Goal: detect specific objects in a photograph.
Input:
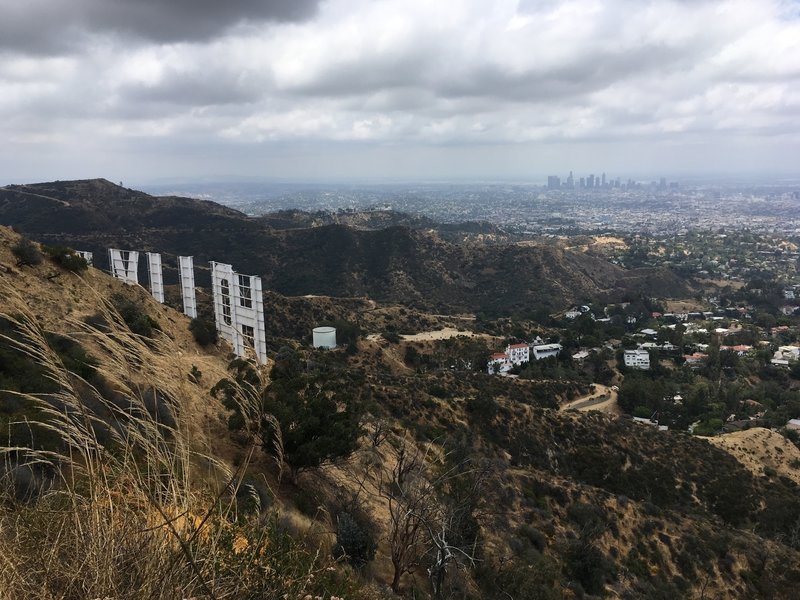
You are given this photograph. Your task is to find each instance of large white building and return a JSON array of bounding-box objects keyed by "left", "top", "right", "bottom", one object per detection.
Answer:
[
  {"left": 624, "top": 349, "right": 650, "bottom": 370},
  {"left": 506, "top": 343, "right": 530, "bottom": 365}
]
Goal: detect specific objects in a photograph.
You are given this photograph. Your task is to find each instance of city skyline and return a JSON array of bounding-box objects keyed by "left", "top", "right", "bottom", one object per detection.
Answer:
[{"left": 1, "top": 0, "right": 798, "bottom": 183}]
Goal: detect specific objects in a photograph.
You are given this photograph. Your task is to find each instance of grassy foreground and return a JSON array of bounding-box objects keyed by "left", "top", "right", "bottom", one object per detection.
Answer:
[{"left": 0, "top": 295, "right": 376, "bottom": 600}]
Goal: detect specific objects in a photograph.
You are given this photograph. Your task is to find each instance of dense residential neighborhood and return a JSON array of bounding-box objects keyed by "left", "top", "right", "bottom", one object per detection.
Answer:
[{"left": 479, "top": 271, "right": 800, "bottom": 440}]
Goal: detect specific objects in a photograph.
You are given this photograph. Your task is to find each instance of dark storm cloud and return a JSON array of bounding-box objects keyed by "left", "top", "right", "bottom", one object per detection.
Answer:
[
  {"left": 87, "top": 0, "right": 322, "bottom": 42},
  {"left": 0, "top": 0, "right": 321, "bottom": 54}
]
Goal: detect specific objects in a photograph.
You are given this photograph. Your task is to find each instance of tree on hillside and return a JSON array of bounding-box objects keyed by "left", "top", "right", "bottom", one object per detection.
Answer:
[
  {"left": 11, "top": 238, "right": 42, "bottom": 267},
  {"left": 219, "top": 349, "right": 365, "bottom": 483}
]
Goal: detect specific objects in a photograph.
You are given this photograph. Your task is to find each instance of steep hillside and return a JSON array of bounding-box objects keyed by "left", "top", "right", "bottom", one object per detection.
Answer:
[
  {"left": 0, "top": 225, "right": 235, "bottom": 461},
  {"left": 0, "top": 179, "right": 692, "bottom": 316}
]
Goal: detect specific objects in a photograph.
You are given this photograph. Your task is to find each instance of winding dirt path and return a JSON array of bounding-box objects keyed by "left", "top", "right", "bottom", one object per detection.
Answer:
[{"left": 560, "top": 383, "right": 621, "bottom": 415}]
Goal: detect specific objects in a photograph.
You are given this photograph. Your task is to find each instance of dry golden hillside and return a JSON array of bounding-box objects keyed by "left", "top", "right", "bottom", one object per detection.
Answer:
[
  {"left": 708, "top": 427, "right": 800, "bottom": 485},
  {"left": 0, "top": 225, "right": 239, "bottom": 475}
]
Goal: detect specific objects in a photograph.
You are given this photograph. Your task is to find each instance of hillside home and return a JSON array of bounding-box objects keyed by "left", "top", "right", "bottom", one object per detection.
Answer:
[
  {"left": 572, "top": 350, "right": 590, "bottom": 362},
  {"left": 775, "top": 345, "right": 800, "bottom": 362},
  {"left": 487, "top": 353, "right": 512, "bottom": 374},
  {"left": 721, "top": 344, "right": 753, "bottom": 356},
  {"left": 632, "top": 416, "right": 669, "bottom": 431},
  {"left": 684, "top": 352, "right": 708, "bottom": 366},
  {"left": 624, "top": 349, "right": 650, "bottom": 370},
  {"left": 532, "top": 343, "right": 562, "bottom": 360},
  {"left": 506, "top": 343, "right": 530, "bottom": 365}
]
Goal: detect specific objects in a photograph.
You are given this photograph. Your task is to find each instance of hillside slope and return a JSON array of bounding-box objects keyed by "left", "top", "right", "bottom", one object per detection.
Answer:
[
  {"left": 708, "top": 427, "right": 800, "bottom": 485},
  {"left": 2, "top": 224, "right": 800, "bottom": 598}
]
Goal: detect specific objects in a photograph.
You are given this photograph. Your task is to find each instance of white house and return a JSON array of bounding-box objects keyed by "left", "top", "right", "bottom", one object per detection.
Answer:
[
  {"left": 506, "top": 343, "right": 530, "bottom": 365},
  {"left": 624, "top": 348, "right": 650, "bottom": 370},
  {"left": 532, "top": 343, "right": 562, "bottom": 360},
  {"left": 775, "top": 345, "right": 800, "bottom": 362},
  {"left": 572, "top": 350, "right": 590, "bottom": 362},
  {"left": 487, "top": 353, "right": 512, "bottom": 374}
]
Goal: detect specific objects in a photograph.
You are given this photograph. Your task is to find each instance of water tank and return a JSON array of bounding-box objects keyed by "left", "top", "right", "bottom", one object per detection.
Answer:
[{"left": 312, "top": 326, "right": 337, "bottom": 349}]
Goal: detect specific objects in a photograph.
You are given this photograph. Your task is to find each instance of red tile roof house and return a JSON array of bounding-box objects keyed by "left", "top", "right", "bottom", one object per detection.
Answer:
[
  {"left": 506, "top": 343, "right": 530, "bottom": 365},
  {"left": 487, "top": 353, "right": 512, "bottom": 374}
]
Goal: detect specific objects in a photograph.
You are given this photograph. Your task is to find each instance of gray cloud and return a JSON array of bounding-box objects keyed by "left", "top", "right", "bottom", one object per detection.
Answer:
[
  {"left": 0, "top": 0, "right": 321, "bottom": 54},
  {"left": 0, "top": 0, "right": 798, "bottom": 182}
]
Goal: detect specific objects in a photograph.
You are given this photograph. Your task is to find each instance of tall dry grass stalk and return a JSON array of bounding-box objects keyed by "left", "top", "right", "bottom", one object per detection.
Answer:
[{"left": 0, "top": 287, "right": 348, "bottom": 600}]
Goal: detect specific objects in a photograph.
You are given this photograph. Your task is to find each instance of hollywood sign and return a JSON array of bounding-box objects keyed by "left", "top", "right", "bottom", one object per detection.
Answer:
[{"left": 102, "top": 248, "right": 267, "bottom": 363}]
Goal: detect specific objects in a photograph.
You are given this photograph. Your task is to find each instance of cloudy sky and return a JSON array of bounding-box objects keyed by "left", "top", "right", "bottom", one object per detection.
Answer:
[{"left": 1, "top": 0, "right": 799, "bottom": 184}]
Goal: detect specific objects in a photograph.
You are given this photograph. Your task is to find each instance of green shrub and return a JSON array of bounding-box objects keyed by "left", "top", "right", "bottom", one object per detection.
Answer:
[
  {"left": 109, "top": 293, "right": 159, "bottom": 337},
  {"left": 477, "top": 555, "right": 563, "bottom": 600},
  {"left": 382, "top": 331, "right": 401, "bottom": 344},
  {"left": 466, "top": 396, "right": 499, "bottom": 423},
  {"left": 11, "top": 238, "right": 42, "bottom": 266},
  {"left": 333, "top": 512, "right": 376, "bottom": 568},
  {"left": 189, "top": 317, "right": 218, "bottom": 347},
  {"left": 42, "top": 245, "right": 88, "bottom": 272},
  {"left": 517, "top": 524, "right": 547, "bottom": 553},
  {"left": 428, "top": 384, "right": 449, "bottom": 398},
  {"left": 564, "top": 540, "right": 613, "bottom": 596}
]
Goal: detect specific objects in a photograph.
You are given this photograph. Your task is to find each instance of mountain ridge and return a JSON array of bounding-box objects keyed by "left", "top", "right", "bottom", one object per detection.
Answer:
[{"left": 0, "top": 178, "right": 693, "bottom": 316}]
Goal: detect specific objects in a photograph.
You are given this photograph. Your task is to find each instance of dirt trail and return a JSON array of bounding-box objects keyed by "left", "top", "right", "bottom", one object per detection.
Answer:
[
  {"left": 400, "top": 328, "right": 496, "bottom": 342},
  {"left": 560, "top": 384, "right": 621, "bottom": 415},
  {"left": 5, "top": 186, "right": 72, "bottom": 207}
]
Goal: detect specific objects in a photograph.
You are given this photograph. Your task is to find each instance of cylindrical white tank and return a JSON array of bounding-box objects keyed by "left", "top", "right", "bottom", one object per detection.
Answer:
[{"left": 312, "top": 326, "right": 337, "bottom": 349}]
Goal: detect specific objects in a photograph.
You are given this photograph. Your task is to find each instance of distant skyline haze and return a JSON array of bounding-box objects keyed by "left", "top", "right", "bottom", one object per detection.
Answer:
[{"left": 0, "top": 0, "right": 798, "bottom": 184}]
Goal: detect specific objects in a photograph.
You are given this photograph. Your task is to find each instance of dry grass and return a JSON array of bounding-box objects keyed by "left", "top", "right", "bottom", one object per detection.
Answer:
[
  {"left": 707, "top": 427, "right": 800, "bottom": 485},
  {"left": 0, "top": 288, "right": 361, "bottom": 600}
]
